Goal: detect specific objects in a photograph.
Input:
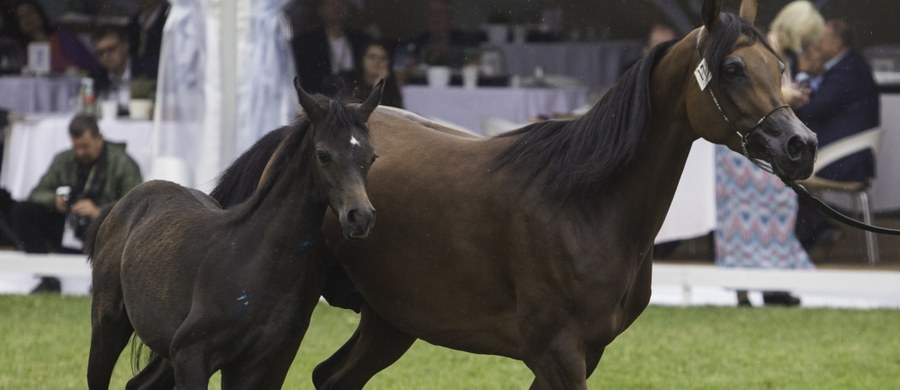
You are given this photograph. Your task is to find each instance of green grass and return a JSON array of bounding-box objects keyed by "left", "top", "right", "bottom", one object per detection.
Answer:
[{"left": 1, "top": 295, "right": 898, "bottom": 389}]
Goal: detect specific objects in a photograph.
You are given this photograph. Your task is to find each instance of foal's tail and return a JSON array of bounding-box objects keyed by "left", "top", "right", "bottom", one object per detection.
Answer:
[{"left": 84, "top": 203, "right": 115, "bottom": 265}]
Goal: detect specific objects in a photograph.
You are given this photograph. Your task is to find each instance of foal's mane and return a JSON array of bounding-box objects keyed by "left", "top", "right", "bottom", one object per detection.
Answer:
[
  {"left": 211, "top": 96, "right": 369, "bottom": 212},
  {"left": 492, "top": 12, "right": 769, "bottom": 205}
]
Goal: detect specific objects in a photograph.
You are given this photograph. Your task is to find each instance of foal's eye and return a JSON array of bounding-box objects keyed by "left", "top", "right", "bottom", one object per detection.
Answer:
[{"left": 316, "top": 150, "right": 332, "bottom": 164}]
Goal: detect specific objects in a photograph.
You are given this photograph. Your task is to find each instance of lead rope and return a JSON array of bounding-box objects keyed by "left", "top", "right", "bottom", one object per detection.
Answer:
[{"left": 695, "top": 28, "right": 900, "bottom": 236}]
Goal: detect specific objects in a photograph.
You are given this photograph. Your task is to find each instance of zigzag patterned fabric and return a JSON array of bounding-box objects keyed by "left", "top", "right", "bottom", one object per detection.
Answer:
[{"left": 714, "top": 146, "right": 814, "bottom": 269}]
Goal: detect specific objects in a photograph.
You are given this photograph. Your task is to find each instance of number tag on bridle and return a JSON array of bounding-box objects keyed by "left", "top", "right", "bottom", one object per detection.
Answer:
[{"left": 694, "top": 58, "right": 712, "bottom": 91}]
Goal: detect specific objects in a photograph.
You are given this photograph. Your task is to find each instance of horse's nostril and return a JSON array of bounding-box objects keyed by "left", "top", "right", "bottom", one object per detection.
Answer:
[{"left": 786, "top": 135, "right": 806, "bottom": 159}]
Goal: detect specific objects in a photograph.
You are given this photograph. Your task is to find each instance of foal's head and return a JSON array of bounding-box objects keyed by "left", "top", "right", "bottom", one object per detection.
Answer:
[
  {"left": 683, "top": 0, "right": 817, "bottom": 180},
  {"left": 295, "top": 77, "right": 383, "bottom": 239}
]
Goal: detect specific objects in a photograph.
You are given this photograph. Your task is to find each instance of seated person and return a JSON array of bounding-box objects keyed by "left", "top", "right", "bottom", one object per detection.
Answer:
[
  {"left": 291, "top": 0, "right": 369, "bottom": 96},
  {"left": 127, "top": 0, "right": 169, "bottom": 80},
  {"left": 10, "top": 114, "right": 142, "bottom": 293},
  {"left": 13, "top": 0, "right": 102, "bottom": 75},
  {"left": 794, "top": 19, "right": 880, "bottom": 252},
  {"left": 341, "top": 40, "right": 404, "bottom": 109},
  {"left": 91, "top": 27, "right": 132, "bottom": 115},
  {"left": 0, "top": 5, "right": 25, "bottom": 74},
  {"left": 408, "top": 0, "right": 484, "bottom": 68}
]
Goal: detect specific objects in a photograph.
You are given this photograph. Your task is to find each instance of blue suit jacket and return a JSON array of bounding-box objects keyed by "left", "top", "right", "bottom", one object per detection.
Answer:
[{"left": 796, "top": 51, "right": 880, "bottom": 183}]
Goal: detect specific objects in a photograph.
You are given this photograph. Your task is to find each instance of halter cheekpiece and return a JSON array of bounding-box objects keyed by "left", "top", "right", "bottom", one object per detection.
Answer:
[{"left": 694, "top": 27, "right": 789, "bottom": 173}]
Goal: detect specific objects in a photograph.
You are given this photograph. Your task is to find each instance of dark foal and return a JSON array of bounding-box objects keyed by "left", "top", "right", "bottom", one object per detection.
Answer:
[{"left": 85, "top": 79, "right": 383, "bottom": 389}]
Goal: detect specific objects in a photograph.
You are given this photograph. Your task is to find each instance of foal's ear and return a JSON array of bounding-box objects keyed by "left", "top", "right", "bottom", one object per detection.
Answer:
[
  {"left": 358, "top": 79, "right": 385, "bottom": 121},
  {"left": 294, "top": 76, "right": 324, "bottom": 122},
  {"left": 739, "top": 0, "right": 757, "bottom": 24},
  {"left": 702, "top": 0, "right": 721, "bottom": 32}
]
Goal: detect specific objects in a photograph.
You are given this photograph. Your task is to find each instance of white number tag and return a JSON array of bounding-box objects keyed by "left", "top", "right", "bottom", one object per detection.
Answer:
[{"left": 694, "top": 58, "right": 712, "bottom": 91}]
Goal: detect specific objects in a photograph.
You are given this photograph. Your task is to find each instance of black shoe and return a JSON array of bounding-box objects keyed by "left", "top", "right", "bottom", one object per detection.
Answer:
[
  {"left": 31, "top": 277, "right": 61, "bottom": 294},
  {"left": 736, "top": 290, "right": 752, "bottom": 307},
  {"left": 762, "top": 291, "right": 800, "bottom": 307}
]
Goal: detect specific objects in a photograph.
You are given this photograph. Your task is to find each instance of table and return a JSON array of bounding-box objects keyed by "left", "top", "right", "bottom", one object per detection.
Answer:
[
  {"left": 494, "top": 41, "right": 643, "bottom": 91},
  {"left": 656, "top": 140, "right": 716, "bottom": 243},
  {"left": 401, "top": 85, "right": 589, "bottom": 135},
  {"left": 1, "top": 114, "right": 153, "bottom": 201},
  {"left": 871, "top": 92, "right": 900, "bottom": 212},
  {"left": 0, "top": 75, "right": 81, "bottom": 113}
]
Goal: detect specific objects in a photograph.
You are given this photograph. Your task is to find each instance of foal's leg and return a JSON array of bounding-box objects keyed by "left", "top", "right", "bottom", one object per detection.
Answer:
[
  {"left": 125, "top": 355, "right": 175, "bottom": 390},
  {"left": 313, "top": 305, "right": 416, "bottom": 390},
  {"left": 169, "top": 316, "right": 217, "bottom": 389},
  {"left": 87, "top": 287, "right": 134, "bottom": 389}
]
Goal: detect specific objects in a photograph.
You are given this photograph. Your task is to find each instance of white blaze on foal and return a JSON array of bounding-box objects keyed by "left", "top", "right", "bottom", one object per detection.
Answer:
[{"left": 350, "top": 136, "right": 361, "bottom": 147}]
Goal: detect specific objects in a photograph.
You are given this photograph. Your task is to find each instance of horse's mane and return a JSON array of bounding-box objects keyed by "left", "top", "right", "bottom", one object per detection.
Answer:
[
  {"left": 211, "top": 95, "right": 369, "bottom": 211},
  {"left": 492, "top": 12, "right": 768, "bottom": 205}
]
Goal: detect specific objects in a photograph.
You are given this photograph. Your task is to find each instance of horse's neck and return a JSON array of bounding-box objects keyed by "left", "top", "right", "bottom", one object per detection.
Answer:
[
  {"left": 236, "top": 151, "right": 326, "bottom": 251},
  {"left": 603, "top": 47, "right": 699, "bottom": 249}
]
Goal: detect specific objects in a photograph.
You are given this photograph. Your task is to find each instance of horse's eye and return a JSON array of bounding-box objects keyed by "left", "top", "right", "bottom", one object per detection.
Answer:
[
  {"left": 722, "top": 58, "right": 744, "bottom": 80},
  {"left": 316, "top": 150, "right": 332, "bottom": 164}
]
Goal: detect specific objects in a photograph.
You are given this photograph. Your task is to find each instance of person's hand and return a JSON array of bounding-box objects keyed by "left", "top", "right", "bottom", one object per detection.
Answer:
[
  {"left": 71, "top": 199, "right": 100, "bottom": 219},
  {"left": 782, "top": 84, "right": 809, "bottom": 109},
  {"left": 54, "top": 195, "right": 69, "bottom": 213}
]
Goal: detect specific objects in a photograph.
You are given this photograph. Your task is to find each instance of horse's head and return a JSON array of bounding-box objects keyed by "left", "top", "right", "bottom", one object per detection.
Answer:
[
  {"left": 295, "top": 77, "right": 383, "bottom": 239},
  {"left": 685, "top": 0, "right": 817, "bottom": 181}
]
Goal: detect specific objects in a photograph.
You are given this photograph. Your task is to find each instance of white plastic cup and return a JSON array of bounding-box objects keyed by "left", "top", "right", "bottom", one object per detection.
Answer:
[
  {"left": 462, "top": 65, "right": 478, "bottom": 89},
  {"left": 426, "top": 66, "right": 451, "bottom": 88},
  {"left": 100, "top": 100, "right": 118, "bottom": 121}
]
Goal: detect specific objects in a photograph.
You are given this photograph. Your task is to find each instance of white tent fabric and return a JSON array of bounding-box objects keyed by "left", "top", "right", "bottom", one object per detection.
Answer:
[
  {"left": 153, "top": 0, "right": 296, "bottom": 192},
  {"left": 235, "top": 0, "right": 296, "bottom": 155}
]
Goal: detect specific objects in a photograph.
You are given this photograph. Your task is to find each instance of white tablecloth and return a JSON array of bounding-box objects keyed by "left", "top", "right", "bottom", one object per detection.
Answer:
[
  {"left": 495, "top": 41, "right": 643, "bottom": 91},
  {"left": 656, "top": 139, "right": 717, "bottom": 243},
  {"left": 872, "top": 93, "right": 900, "bottom": 211},
  {"left": 1, "top": 114, "right": 153, "bottom": 200},
  {"left": 401, "top": 85, "right": 588, "bottom": 135},
  {"left": 0, "top": 75, "right": 81, "bottom": 113}
]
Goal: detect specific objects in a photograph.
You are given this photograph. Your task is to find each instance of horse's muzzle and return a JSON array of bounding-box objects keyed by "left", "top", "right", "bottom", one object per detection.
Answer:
[
  {"left": 751, "top": 109, "right": 818, "bottom": 181},
  {"left": 342, "top": 207, "right": 376, "bottom": 240}
]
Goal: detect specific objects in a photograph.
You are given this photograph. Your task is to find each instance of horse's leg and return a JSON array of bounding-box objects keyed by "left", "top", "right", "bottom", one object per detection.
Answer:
[
  {"left": 523, "top": 329, "right": 589, "bottom": 390},
  {"left": 169, "top": 316, "right": 216, "bottom": 389},
  {"left": 87, "top": 288, "right": 134, "bottom": 389},
  {"left": 125, "top": 355, "right": 175, "bottom": 390},
  {"left": 313, "top": 305, "right": 416, "bottom": 390}
]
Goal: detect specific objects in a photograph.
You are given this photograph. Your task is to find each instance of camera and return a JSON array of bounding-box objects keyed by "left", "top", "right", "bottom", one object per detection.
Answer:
[{"left": 58, "top": 186, "right": 92, "bottom": 240}]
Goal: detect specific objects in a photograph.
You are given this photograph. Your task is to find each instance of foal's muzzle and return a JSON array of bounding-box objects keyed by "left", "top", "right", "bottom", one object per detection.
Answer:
[{"left": 341, "top": 206, "right": 376, "bottom": 240}]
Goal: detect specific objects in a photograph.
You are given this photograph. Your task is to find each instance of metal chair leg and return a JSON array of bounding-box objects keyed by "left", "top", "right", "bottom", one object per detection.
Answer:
[{"left": 858, "top": 191, "right": 879, "bottom": 265}]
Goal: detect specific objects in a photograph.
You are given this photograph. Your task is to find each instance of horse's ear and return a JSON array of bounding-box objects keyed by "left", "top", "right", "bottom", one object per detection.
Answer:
[
  {"left": 702, "top": 0, "right": 721, "bottom": 32},
  {"left": 739, "top": 0, "right": 757, "bottom": 24},
  {"left": 358, "top": 79, "right": 384, "bottom": 121},
  {"left": 294, "top": 76, "right": 324, "bottom": 122}
]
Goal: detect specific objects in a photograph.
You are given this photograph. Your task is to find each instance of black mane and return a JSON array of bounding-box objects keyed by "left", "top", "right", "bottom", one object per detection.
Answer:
[
  {"left": 211, "top": 95, "right": 369, "bottom": 210},
  {"left": 492, "top": 12, "right": 767, "bottom": 205}
]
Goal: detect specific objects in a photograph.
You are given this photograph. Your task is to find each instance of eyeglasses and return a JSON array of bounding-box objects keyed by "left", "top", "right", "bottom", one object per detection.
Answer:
[{"left": 94, "top": 42, "right": 122, "bottom": 58}]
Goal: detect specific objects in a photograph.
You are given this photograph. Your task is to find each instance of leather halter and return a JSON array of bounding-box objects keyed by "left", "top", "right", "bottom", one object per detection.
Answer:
[
  {"left": 695, "top": 27, "right": 900, "bottom": 236},
  {"left": 695, "top": 27, "right": 789, "bottom": 173}
]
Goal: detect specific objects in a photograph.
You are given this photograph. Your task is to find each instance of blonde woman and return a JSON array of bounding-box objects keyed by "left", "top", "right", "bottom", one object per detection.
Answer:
[
  {"left": 767, "top": 0, "right": 825, "bottom": 108},
  {"left": 715, "top": 1, "right": 823, "bottom": 307}
]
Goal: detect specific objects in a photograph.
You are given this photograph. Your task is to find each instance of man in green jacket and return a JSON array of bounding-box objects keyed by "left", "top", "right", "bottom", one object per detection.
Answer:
[{"left": 10, "top": 114, "right": 143, "bottom": 255}]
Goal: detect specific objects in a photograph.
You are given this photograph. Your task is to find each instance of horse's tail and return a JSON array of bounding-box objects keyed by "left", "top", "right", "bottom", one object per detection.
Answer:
[
  {"left": 129, "top": 334, "right": 157, "bottom": 375},
  {"left": 84, "top": 203, "right": 115, "bottom": 265}
]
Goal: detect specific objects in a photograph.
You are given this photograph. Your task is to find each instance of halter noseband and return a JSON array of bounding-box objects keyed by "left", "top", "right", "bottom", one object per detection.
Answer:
[{"left": 694, "top": 27, "right": 789, "bottom": 173}]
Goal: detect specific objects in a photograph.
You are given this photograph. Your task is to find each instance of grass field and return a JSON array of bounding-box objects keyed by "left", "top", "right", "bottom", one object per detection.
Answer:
[{"left": 1, "top": 295, "right": 898, "bottom": 389}]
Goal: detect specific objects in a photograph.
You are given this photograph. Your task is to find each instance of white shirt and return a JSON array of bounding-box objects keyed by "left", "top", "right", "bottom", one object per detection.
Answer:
[{"left": 327, "top": 35, "right": 354, "bottom": 74}]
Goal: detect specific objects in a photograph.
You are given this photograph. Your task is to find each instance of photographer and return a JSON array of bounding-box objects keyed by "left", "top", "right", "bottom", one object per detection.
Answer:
[{"left": 9, "top": 114, "right": 142, "bottom": 292}]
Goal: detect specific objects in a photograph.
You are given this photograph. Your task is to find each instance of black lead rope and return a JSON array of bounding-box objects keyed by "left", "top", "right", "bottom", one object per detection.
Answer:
[
  {"left": 784, "top": 181, "right": 900, "bottom": 235},
  {"left": 693, "top": 27, "right": 900, "bottom": 236}
]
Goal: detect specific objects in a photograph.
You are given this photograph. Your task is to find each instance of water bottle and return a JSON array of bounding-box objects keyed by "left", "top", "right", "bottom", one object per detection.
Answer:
[{"left": 77, "top": 77, "right": 97, "bottom": 117}]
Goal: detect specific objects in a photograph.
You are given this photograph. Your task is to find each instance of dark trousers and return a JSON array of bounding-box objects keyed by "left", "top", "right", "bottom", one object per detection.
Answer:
[
  {"left": 795, "top": 196, "right": 837, "bottom": 251},
  {"left": 10, "top": 201, "right": 66, "bottom": 254}
]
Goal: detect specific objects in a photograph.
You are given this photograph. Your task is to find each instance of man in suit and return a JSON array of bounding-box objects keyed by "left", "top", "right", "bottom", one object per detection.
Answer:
[
  {"left": 291, "top": 0, "right": 369, "bottom": 96},
  {"left": 127, "top": 0, "right": 169, "bottom": 80},
  {"left": 408, "top": 0, "right": 484, "bottom": 68},
  {"left": 794, "top": 19, "right": 880, "bottom": 252}
]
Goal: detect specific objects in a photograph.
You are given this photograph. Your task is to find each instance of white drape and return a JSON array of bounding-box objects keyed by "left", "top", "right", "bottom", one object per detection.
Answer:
[
  {"left": 235, "top": 0, "right": 296, "bottom": 154},
  {"left": 152, "top": 0, "right": 296, "bottom": 192}
]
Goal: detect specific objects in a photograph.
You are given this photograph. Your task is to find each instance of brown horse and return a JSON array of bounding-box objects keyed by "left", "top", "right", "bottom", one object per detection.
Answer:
[
  {"left": 85, "top": 79, "right": 383, "bottom": 389},
  {"left": 215, "top": 1, "right": 817, "bottom": 388}
]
